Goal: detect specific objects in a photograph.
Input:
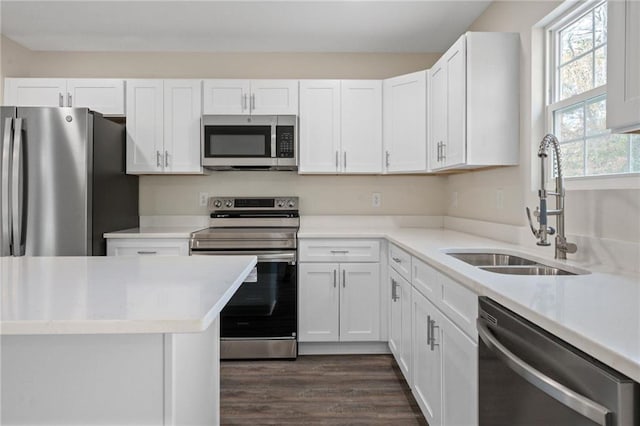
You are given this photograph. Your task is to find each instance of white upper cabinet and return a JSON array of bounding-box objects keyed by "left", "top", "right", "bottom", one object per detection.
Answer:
[
  {"left": 299, "top": 80, "right": 342, "bottom": 173},
  {"left": 4, "top": 78, "right": 125, "bottom": 115},
  {"left": 383, "top": 70, "right": 428, "bottom": 173},
  {"left": 250, "top": 80, "right": 299, "bottom": 115},
  {"left": 202, "top": 80, "right": 249, "bottom": 115},
  {"left": 126, "top": 79, "right": 202, "bottom": 175},
  {"left": 4, "top": 78, "right": 67, "bottom": 107},
  {"left": 607, "top": 0, "right": 640, "bottom": 133},
  {"left": 341, "top": 80, "right": 382, "bottom": 173},
  {"left": 299, "top": 80, "right": 382, "bottom": 174},
  {"left": 163, "top": 80, "right": 203, "bottom": 173},
  {"left": 429, "top": 32, "right": 520, "bottom": 171},
  {"left": 202, "top": 79, "right": 298, "bottom": 115}
]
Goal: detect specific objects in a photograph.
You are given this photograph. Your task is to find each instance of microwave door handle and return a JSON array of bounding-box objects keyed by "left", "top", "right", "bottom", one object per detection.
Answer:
[
  {"left": 1, "top": 118, "right": 13, "bottom": 256},
  {"left": 477, "top": 319, "right": 611, "bottom": 426},
  {"left": 271, "top": 126, "right": 276, "bottom": 158}
]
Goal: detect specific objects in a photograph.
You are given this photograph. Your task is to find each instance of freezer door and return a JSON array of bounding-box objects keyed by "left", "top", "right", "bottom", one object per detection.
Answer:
[
  {"left": 0, "top": 107, "right": 16, "bottom": 256},
  {"left": 17, "top": 107, "right": 90, "bottom": 256}
]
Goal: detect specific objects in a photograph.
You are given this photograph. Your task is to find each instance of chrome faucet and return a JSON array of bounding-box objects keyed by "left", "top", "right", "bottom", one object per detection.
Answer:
[{"left": 526, "top": 134, "right": 577, "bottom": 260}]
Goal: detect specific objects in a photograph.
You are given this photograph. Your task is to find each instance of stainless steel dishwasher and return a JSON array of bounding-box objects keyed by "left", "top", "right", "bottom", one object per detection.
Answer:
[{"left": 478, "top": 297, "right": 638, "bottom": 426}]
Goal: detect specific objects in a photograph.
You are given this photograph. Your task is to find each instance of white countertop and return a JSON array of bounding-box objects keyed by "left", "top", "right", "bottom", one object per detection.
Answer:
[
  {"left": 101, "top": 222, "right": 640, "bottom": 381},
  {"left": 300, "top": 226, "right": 640, "bottom": 382},
  {"left": 104, "top": 227, "right": 202, "bottom": 239},
  {"left": 0, "top": 255, "right": 256, "bottom": 335}
]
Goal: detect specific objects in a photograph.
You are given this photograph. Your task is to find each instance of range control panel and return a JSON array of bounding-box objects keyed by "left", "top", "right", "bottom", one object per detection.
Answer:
[{"left": 208, "top": 197, "right": 298, "bottom": 211}]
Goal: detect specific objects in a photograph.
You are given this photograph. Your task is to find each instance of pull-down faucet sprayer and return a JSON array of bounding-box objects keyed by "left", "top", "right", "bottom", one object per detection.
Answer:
[{"left": 526, "top": 134, "right": 577, "bottom": 260}]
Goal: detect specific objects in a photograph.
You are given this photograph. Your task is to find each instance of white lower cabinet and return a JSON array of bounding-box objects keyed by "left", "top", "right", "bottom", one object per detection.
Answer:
[
  {"left": 412, "top": 288, "right": 442, "bottom": 426},
  {"left": 299, "top": 262, "right": 380, "bottom": 342},
  {"left": 387, "top": 246, "right": 478, "bottom": 426},
  {"left": 388, "top": 267, "right": 412, "bottom": 385}
]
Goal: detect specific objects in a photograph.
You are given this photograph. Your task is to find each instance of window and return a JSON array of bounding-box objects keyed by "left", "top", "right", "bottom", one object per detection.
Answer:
[{"left": 546, "top": 0, "right": 640, "bottom": 178}]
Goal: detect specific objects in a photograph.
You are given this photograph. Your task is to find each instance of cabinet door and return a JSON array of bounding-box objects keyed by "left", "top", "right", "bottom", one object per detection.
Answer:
[
  {"left": 298, "top": 263, "right": 340, "bottom": 342},
  {"left": 3, "top": 78, "right": 67, "bottom": 107},
  {"left": 441, "top": 313, "right": 478, "bottom": 426},
  {"left": 66, "top": 79, "right": 125, "bottom": 115},
  {"left": 126, "top": 80, "right": 164, "bottom": 174},
  {"left": 340, "top": 80, "right": 382, "bottom": 173},
  {"left": 445, "top": 35, "right": 467, "bottom": 167},
  {"left": 412, "top": 288, "right": 442, "bottom": 426},
  {"left": 298, "top": 80, "right": 341, "bottom": 173},
  {"left": 388, "top": 272, "right": 402, "bottom": 358},
  {"left": 163, "top": 80, "right": 202, "bottom": 174},
  {"left": 250, "top": 80, "right": 298, "bottom": 115},
  {"left": 607, "top": 0, "right": 640, "bottom": 132},
  {"left": 202, "top": 80, "right": 250, "bottom": 115},
  {"left": 382, "top": 70, "right": 427, "bottom": 173},
  {"left": 339, "top": 263, "right": 380, "bottom": 341},
  {"left": 389, "top": 268, "right": 412, "bottom": 384},
  {"left": 429, "top": 59, "right": 447, "bottom": 171}
]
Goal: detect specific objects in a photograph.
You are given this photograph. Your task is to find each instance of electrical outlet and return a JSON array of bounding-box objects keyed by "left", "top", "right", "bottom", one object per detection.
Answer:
[
  {"left": 496, "top": 189, "right": 504, "bottom": 209},
  {"left": 372, "top": 192, "right": 382, "bottom": 208},
  {"left": 198, "top": 192, "right": 209, "bottom": 207},
  {"left": 451, "top": 191, "right": 458, "bottom": 208}
]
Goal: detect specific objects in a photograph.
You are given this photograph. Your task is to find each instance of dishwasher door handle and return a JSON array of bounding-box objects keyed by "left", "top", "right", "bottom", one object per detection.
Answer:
[{"left": 477, "top": 319, "right": 611, "bottom": 426}]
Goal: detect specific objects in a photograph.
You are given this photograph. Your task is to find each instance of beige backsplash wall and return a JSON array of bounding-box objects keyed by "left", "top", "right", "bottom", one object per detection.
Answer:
[
  {"left": 140, "top": 173, "right": 446, "bottom": 216},
  {"left": 447, "top": 1, "right": 640, "bottom": 244}
]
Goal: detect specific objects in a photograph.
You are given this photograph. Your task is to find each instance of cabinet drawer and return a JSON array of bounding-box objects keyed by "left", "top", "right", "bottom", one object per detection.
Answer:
[
  {"left": 412, "top": 257, "right": 440, "bottom": 301},
  {"left": 439, "top": 273, "right": 477, "bottom": 342},
  {"left": 299, "top": 239, "right": 380, "bottom": 262},
  {"left": 389, "top": 244, "right": 412, "bottom": 280},
  {"left": 107, "top": 239, "right": 189, "bottom": 256}
]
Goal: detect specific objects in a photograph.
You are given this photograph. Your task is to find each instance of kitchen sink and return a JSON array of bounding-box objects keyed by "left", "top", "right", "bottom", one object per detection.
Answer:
[
  {"left": 446, "top": 252, "right": 585, "bottom": 276},
  {"left": 447, "top": 253, "right": 537, "bottom": 267},
  {"left": 478, "top": 265, "right": 575, "bottom": 276}
]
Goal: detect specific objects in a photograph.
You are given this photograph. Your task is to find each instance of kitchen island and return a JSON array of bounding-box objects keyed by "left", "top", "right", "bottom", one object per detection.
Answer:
[{"left": 0, "top": 255, "right": 256, "bottom": 426}]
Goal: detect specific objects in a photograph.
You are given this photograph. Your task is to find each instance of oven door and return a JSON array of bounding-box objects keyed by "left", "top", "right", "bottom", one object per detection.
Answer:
[{"left": 191, "top": 250, "right": 297, "bottom": 340}]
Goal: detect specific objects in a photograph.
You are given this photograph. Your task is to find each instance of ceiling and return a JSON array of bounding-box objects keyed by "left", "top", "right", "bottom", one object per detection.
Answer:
[{"left": 0, "top": 1, "right": 491, "bottom": 53}]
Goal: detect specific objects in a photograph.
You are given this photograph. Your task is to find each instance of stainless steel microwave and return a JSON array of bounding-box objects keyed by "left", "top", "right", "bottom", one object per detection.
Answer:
[{"left": 202, "top": 115, "right": 297, "bottom": 170}]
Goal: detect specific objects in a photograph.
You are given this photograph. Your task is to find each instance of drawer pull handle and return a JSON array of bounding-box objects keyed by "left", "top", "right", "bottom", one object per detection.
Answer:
[
  {"left": 391, "top": 279, "right": 399, "bottom": 301},
  {"left": 330, "top": 250, "right": 349, "bottom": 254},
  {"left": 392, "top": 257, "right": 402, "bottom": 263},
  {"left": 137, "top": 251, "right": 158, "bottom": 255}
]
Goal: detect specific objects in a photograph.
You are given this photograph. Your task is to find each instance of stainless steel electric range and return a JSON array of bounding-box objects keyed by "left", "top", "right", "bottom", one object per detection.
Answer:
[{"left": 190, "top": 197, "right": 299, "bottom": 359}]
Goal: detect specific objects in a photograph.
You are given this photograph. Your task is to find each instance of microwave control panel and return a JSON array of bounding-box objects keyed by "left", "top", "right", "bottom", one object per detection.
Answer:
[{"left": 276, "top": 126, "right": 295, "bottom": 158}]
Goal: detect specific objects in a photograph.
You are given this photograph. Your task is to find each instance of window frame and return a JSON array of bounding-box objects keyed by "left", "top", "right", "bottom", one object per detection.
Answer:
[{"left": 544, "top": 0, "right": 640, "bottom": 189}]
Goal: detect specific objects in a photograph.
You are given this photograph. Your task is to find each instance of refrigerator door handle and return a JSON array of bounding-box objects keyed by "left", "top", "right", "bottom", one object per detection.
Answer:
[
  {"left": 1, "top": 118, "right": 13, "bottom": 256},
  {"left": 11, "top": 118, "right": 24, "bottom": 256}
]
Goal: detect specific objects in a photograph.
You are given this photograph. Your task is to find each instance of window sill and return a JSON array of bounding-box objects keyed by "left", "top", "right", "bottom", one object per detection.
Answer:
[{"left": 564, "top": 173, "right": 640, "bottom": 191}]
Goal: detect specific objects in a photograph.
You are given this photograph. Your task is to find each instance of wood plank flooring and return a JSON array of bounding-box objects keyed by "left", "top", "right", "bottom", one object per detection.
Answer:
[{"left": 220, "top": 354, "right": 428, "bottom": 425}]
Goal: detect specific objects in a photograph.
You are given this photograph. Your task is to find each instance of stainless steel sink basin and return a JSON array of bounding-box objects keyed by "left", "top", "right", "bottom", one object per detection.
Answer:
[
  {"left": 479, "top": 265, "right": 576, "bottom": 276},
  {"left": 447, "top": 253, "right": 537, "bottom": 267},
  {"left": 446, "top": 251, "right": 584, "bottom": 276}
]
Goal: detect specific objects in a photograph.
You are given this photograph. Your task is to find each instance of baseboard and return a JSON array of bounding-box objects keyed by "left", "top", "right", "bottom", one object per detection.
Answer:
[{"left": 298, "top": 342, "right": 391, "bottom": 355}]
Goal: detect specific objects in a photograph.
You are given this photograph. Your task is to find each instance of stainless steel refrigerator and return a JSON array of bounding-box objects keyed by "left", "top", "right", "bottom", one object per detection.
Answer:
[{"left": 0, "top": 107, "right": 138, "bottom": 256}]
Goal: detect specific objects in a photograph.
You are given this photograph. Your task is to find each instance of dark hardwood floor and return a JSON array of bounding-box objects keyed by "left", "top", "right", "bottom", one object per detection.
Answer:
[{"left": 220, "top": 354, "right": 428, "bottom": 425}]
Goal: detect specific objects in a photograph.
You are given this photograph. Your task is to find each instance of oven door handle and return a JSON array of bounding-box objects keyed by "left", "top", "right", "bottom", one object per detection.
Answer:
[
  {"left": 477, "top": 318, "right": 611, "bottom": 426},
  {"left": 191, "top": 250, "right": 296, "bottom": 264}
]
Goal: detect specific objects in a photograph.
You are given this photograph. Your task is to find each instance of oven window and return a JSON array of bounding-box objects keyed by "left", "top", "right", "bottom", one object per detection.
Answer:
[
  {"left": 221, "top": 260, "right": 296, "bottom": 338},
  {"left": 204, "top": 125, "right": 271, "bottom": 158}
]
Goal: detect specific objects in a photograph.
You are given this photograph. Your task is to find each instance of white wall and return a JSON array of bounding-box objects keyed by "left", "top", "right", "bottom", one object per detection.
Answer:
[{"left": 449, "top": 1, "right": 640, "bottom": 250}]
